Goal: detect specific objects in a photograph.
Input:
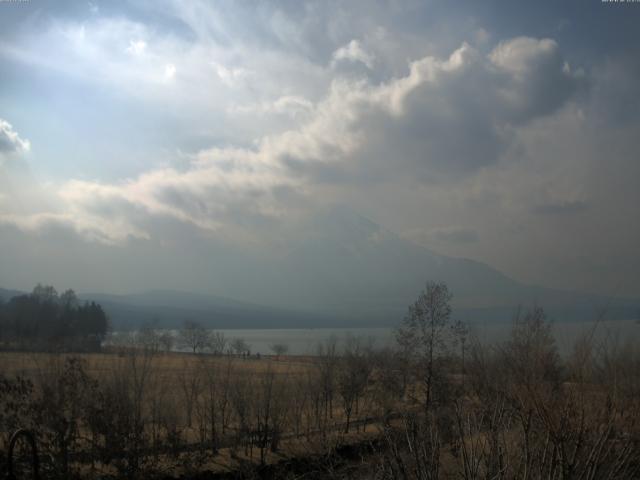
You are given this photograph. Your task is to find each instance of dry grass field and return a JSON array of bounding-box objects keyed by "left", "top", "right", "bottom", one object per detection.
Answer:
[
  {"left": 0, "top": 350, "right": 315, "bottom": 379},
  {"left": 0, "top": 347, "right": 397, "bottom": 478}
]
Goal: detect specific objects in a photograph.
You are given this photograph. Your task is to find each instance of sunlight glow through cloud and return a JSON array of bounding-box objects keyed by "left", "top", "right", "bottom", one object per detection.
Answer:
[
  {"left": 163, "top": 63, "right": 176, "bottom": 80},
  {"left": 126, "top": 40, "right": 147, "bottom": 55}
]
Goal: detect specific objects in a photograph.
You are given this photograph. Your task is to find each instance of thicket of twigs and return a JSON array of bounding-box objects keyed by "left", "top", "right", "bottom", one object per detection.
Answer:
[{"left": 375, "top": 304, "right": 640, "bottom": 480}]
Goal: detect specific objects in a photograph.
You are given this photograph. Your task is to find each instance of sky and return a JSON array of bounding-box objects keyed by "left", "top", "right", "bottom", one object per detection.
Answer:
[{"left": 1, "top": 0, "right": 639, "bottom": 304}]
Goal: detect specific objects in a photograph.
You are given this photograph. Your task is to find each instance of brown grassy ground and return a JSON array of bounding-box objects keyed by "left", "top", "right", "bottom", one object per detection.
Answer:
[
  {"left": 0, "top": 351, "right": 313, "bottom": 377},
  {"left": 1, "top": 350, "right": 389, "bottom": 477}
]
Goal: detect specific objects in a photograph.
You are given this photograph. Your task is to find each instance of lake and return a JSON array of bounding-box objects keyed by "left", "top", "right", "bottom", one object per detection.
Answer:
[
  {"left": 208, "top": 318, "right": 640, "bottom": 356},
  {"left": 109, "top": 318, "right": 639, "bottom": 356}
]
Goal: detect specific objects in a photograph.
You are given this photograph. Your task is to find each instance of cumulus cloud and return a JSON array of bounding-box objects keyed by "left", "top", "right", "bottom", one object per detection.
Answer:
[
  {"left": 298, "top": 38, "right": 576, "bottom": 184},
  {"left": 0, "top": 36, "right": 583, "bottom": 246},
  {"left": 488, "top": 37, "right": 582, "bottom": 122},
  {"left": 43, "top": 147, "right": 307, "bottom": 245},
  {"left": 332, "top": 40, "right": 375, "bottom": 69},
  {"left": 0, "top": 119, "right": 30, "bottom": 156},
  {"left": 228, "top": 95, "right": 314, "bottom": 118},
  {"left": 281, "top": 37, "right": 580, "bottom": 179}
]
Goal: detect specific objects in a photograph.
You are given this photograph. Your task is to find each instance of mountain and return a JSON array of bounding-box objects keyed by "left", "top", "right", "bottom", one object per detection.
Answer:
[
  {"left": 263, "top": 208, "right": 639, "bottom": 323},
  {"left": 1, "top": 209, "right": 638, "bottom": 328}
]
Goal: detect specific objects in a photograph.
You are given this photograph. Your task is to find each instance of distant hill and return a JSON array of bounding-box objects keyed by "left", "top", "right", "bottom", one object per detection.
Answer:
[
  {"left": 0, "top": 283, "right": 636, "bottom": 331},
  {"left": 80, "top": 290, "right": 334, "bottom": 330},
  {"left": 0, "top": 287, "right": 24, "bottom": 303}
]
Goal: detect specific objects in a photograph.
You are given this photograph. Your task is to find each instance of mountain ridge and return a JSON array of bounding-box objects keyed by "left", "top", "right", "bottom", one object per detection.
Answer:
[{"left": 1, "top": 210, "right": 638, "bottom": 328}]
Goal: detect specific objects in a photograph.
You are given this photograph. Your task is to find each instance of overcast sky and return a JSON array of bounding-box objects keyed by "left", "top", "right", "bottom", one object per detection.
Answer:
[{"left": 1, "top": 0, "right": 639, "bottom": 301}]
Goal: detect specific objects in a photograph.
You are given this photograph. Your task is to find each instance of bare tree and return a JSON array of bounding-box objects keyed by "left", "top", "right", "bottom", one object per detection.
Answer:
[
  {"left": 33, "top": 356, "right": 96, "bottom": 477},
  {"left": 158, "top": 331, "right": 174, "bottom": 353},
  {"left": 378, "top": 412, "right": 442, "bottom": 480},
  {"left": 270, "top": 343, "right": 289, "bottom": 359},
  {"left": 209, "top": 331, "right": 227, "bottom": 355},
  {"left": 195, "top": 357, "right": 225, "bottom": 454},
  {"left": 229, "top": 372, "right": 252, "bottom": 456},
  {"left": 84, "top": 348, "right": 157, "bottom": 478},
  {"left": 178, "top": 320, "right": 210, "bottom": 354},
  {"left": 396, "top": 281, "right": 460, "bottom": 414},
  {"left": 231, "top": 337, "right": 249, "bottom": 356},
  {"left": 317, "top": 336, "right": 339, "bottom": 435},
  {"left": 337, "top": 335, "right": 372, "bottom": 433},
  {"left": 216, "top": 357, "right": 235, "bottom": 436},
  {"left": 372, "top": 347, "right": 406, "bottom": 423},
  {"left": 252, "top": 366, "right": 288, "bottom": 464},
  {"left": 59, "top": 289, "right": 79, "bottom": 310},
  {"left": 503, "top": 305, "right": 561, "bottom": 388},
  {"left": 136, "top": 322, "right": 161, "bottom": 353},
  {"left": 289, "top": 373, "right": 310, "bottom": 437},
  {"left": 303, "top": 367, "right": 324, "bottom": 438},
  {"left": 179, "top": 358, "right": 202, "bottom": 428}
]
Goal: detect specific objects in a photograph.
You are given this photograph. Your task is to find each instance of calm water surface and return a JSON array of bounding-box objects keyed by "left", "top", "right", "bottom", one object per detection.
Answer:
[
  {"left": 214, "top": 319, "right": 639, "bottom": 355},
  {"left": 112, "top": 319, "right": 639, "bottom": 356}
]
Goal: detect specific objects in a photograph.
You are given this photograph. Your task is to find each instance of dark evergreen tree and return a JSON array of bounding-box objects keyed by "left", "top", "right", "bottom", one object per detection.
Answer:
[{"left": 0, "top": 285, "right": 109, "bottom": 351}]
